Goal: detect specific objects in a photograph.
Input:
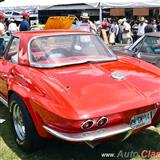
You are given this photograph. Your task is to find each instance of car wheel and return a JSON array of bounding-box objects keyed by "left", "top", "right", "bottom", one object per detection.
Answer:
[{"left": 10, "top": 94, "right": 42, "bottom": 152}]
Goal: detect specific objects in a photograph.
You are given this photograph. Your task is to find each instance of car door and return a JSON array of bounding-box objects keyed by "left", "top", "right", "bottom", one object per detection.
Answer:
[{"left": 0, "top": 36, "right": 20, "bottom": 98}]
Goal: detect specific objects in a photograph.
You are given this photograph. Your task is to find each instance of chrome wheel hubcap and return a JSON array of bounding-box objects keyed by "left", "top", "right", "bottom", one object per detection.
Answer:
[{"left": 12, "top": 103, "right": 25, "bottom": 141}]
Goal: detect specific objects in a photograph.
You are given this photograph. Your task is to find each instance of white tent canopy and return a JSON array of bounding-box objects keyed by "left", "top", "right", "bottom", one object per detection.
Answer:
[
  {"left": 0, "top": 0, "right": 99, "bottom": 9},
  {"left": 101, "top": 0, "right": 160, "bottom": 8},
  {"left": 0, "top": 0, "right": 160, "bottom": 9},
  {"left": 0, "top": 0, "right": 159, "bottom": 22}
]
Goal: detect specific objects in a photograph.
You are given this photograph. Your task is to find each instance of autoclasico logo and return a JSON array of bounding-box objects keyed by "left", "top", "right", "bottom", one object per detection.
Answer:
[
  {"left": 101, "top": 150, "right": 160, "bottom": 159},
  {"left": 101, "top": 150, "right": 139, "bottom": 159},
  {"left": 141, "top": 150, "right": 160, "bottom": 158}
]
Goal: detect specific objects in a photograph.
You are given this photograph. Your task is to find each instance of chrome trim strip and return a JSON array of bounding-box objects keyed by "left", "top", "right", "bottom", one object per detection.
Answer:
[
  {"left": 0, "top": 96, "right": 8, "bottom": 107},
  {"left": 43, "top": 124, "right": 132, "bottom": 142},
  {"left": 28, "top": 34, "right": 117, "bottom": 68}
]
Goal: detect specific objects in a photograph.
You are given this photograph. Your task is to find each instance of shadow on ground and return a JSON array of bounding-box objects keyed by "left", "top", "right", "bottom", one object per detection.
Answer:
[{"left": 0, "top": 104, "right": 160, "bottom": 160}]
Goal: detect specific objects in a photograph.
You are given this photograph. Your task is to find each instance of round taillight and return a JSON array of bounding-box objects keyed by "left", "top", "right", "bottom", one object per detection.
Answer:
[
  {"left": 97, "top": 117, "right": 108, "bottom": 127},
  {"left": 81, "top": 120, "right": 94, "bottom": 130}
]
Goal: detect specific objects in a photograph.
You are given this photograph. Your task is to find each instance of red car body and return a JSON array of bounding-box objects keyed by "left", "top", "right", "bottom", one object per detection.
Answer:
[{"left": 0, "top": 30, "right": 160, "bottom": 151}]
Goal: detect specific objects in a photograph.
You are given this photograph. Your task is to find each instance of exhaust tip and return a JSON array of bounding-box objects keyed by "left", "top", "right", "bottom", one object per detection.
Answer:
[
  {"left": 97, "top": 116, "right": 108, "bottom": 127},
  {"left": 81, "top": 120, "right": 94, "bottom": 130}
]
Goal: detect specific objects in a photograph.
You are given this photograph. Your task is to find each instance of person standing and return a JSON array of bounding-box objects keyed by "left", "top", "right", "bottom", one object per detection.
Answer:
[
  {"left": 117, "top": 19, "right": 123, "bottom": 44},
  {"left": 109, "top": 27, "right": 115, "bottom": 45},
  {"left": 137, "top": 17, "right": 147, "bottom": 39},
  {"left": 113, "top": 20, "right": 119, "bottom": 43},
  {"left": 19, "top": 11, "right": 30, "bottom": 31},
  {"left": 157, "top": 20, "right": 160, "bottom": 31},
  {"left": 131, "top": 20, "right": 138, "bottom": 42},
  {"left": 119, "top": 18, "right": 132, "bottom": 44},
  {"left": 8, "top": 18, "right": 18, "bottom": 33},
  {"left": 145, "top": 19, "right": 154, "bottom": 33},
  {"left": 0, "top": 12, "right": 5, "bottom": 36},
  {"left": 76, "top": 12, "right": 96, "bottom": 33},
  {"left": 0, "top": 12, "right": 6, "bottom": 55},
  {"left": 98, "top": 18, "right": 111, "bottom": 36},
  {"left": 109, "top": 19, "right": 118, "bottom": 45},
  {"left": 152, "top": 18, "right": 157, "bottom": 32},
  {"left": 98, "top": 18, "right": 111, "bottom": 44}
]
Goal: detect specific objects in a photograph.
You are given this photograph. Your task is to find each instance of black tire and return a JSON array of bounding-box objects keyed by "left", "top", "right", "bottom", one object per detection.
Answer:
[{"left": 9, "top": 94, "right": 43, "bottom": 152}]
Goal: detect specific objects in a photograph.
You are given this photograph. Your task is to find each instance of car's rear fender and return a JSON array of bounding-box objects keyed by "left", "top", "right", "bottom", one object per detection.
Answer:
[{"left": 8, "top": 86, "right": 51, "bottom": 138}]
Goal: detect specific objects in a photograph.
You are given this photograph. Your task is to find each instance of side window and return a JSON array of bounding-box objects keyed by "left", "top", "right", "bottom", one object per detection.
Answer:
[
  {"left": 139, "top": 36, "right": 160, "bottom": 54},
  {"left": 5, "top": 37, "right": 20, "bottom": 64},
  {"left": 132, "top": 41, "right": 143, "bottom": 52}
]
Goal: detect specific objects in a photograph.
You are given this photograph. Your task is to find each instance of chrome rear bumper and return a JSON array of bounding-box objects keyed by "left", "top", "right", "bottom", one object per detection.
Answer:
[{"left": 43, "top": 124, "right": 132, "bottom": 142}]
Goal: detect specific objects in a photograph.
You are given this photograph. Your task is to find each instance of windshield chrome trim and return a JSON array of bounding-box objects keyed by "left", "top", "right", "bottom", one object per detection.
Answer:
[
  {"left": 128, "top": 35, "right": 145, "bottom": 51},
  {"left": 28, "top": 34, "right": 117, "bottom": 68},
  {"left": 30, "top": 57, "right": 117, "bottom": 68}
]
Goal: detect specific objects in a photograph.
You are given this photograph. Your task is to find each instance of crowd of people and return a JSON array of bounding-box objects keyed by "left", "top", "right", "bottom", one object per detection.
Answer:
[
  {"left": 0, "top": 10, "right": 160, "bottom": 47},
  {"left": 75, "top": 12, "right": 160, "bottom": 45},
  {"left": 99, "top": 16, "right": 160, "bottom": 44},
  {"left": 0, "top": 10, "right": 30, "bottom": 37},
  {"left": 0, "top": 10, "right": 31, "bottom": 53}
]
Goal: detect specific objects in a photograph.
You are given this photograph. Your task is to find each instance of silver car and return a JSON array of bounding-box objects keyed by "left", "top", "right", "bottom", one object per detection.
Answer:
[{"left": 113, "top": 32, "right": 160, "bottom": 67}]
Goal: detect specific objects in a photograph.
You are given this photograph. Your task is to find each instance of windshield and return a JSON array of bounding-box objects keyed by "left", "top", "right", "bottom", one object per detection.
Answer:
[{"left": 29, "top": 34, "right": 117, "bottom": 68}]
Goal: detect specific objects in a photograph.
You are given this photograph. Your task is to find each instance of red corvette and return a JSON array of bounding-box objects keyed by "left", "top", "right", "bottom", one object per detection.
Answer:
[{"left": 0, "top": 30, "right": 160, "bottom": 152}]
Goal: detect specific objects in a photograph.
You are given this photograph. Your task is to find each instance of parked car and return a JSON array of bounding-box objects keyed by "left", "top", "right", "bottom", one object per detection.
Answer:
[
  {"left": 0, "top": 30, "right": 160, "bottom": 152},
  {"left": 5, "top": 11, "right": 21, "bottom": 18},
  {"left": 112, "top": 32, "right": 160, "bottom": 67},
  {"left": 5, "top": 10, "right": 38, "bottom": 22},
  {"left": 5, "top": 11, "right": 22, "bottom": 21}
]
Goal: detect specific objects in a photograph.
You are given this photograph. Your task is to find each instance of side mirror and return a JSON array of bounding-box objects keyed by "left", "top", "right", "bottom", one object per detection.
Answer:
[
  {"left": 137, "top": 52, "right": 141, "bottom": 58},
  {"left": 132, "top": 52, "right": 141, "bottom": 58}
]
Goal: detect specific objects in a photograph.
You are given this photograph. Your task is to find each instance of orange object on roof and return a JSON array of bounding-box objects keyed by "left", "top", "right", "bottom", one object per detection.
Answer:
[{"left": 45, "top": 16, "right": 76, "bottom": 29}]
